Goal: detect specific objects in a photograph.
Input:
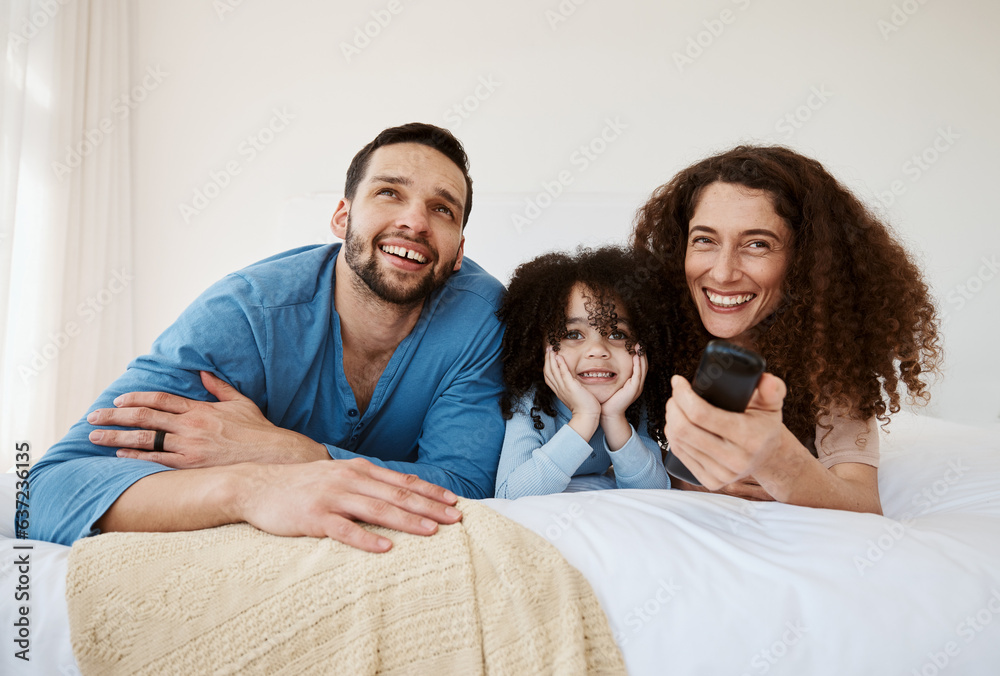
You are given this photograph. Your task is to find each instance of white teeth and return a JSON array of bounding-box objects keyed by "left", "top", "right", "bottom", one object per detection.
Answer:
[
  {"left": 380, "top": 245, "right": 427, "bottom": 263},
  {"left": 706, "top": 291, "right": 756, "bottom": 307},
  {"left": 580, "top": 371, "right": 615, "bottom": 379}
]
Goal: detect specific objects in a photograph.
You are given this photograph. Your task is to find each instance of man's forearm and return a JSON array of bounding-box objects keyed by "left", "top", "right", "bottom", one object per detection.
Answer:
[
  {"left": 321, "top": 443, "right": 493, "bottom": 498},
  {"left": 96, "top": 466, "right": 246, "bottom": 534},
  {"left": 95, "top": 458, "right": 467, "bottom": 552}
]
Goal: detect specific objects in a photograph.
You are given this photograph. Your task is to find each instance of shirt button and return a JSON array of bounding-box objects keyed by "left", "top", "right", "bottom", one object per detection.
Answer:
[{"left": 348, "top": 409, "right": 358, "bottom": 417}]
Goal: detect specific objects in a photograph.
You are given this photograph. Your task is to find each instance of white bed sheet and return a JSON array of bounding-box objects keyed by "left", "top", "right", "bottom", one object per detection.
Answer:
[{"left": 3, "top": 412, "right": 999, "bottom": 675}]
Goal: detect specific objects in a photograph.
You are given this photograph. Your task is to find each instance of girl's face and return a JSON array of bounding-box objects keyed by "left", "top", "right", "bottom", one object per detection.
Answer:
[
  {"left": 554, "top": 284, "right": 635, "bottom": 404},
  {"left": 684, "top": 182, "right": 793, "bottom": 347}
]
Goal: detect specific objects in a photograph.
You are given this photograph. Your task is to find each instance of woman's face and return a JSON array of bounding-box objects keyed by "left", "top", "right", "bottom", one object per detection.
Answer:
[{"left": 684, "top": 182, "right": 793, "bottom": 346}]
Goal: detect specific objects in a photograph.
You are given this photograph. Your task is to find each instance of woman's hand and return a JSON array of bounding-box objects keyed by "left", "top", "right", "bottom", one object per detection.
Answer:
[
  {"left": 543, "top": 347, "right": 601, "bottom": 440},
  {"left": 666, "top": 372, "right": 882, "bottom": 512},
  {"left": 672, "top": 476, "right": 775, "bottom": 501},
  {"left": 86, "top": 371, "right": 328, "bottom": 468},
  {"left": 665, "top": 372, "right": 794, "bottom": 491}
]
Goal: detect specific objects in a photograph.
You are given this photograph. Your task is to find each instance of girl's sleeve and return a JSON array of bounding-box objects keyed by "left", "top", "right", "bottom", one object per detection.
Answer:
[
  {"left": 494, "top": 410, "right": 596, "bottom": 499},
  {"left": 606, "top": 425, "right": 671, "bottom": 490}
]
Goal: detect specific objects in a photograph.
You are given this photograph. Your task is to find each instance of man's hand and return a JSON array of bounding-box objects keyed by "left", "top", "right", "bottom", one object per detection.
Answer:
[
  {"left": 87, "top": 371, "right": 328, "bottom": 467},
  {"left": 97, "top": 457, "right": 463, "bottom": 553},
  {"left": 237, "top": 458, "right": 463, "bottom": 552}
]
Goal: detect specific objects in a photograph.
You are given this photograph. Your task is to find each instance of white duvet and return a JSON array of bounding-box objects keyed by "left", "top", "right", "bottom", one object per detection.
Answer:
[{"left": 3, "top": 412, "right": 999, "bottom": 675}]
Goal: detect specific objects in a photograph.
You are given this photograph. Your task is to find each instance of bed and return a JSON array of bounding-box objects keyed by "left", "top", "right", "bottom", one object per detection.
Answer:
[{"left": 3, "top": 411, "right": 999, "bottom": 675}]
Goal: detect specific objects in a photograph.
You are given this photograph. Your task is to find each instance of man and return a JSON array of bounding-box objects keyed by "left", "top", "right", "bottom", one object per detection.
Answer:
[{"left": 30, "top": 123, "right": 506, "bottom": 552}]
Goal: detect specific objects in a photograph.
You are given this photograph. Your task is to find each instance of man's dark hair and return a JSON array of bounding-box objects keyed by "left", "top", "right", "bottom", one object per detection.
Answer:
[{"left": 344, "top": 123, "right": 474, "bottom": 227}]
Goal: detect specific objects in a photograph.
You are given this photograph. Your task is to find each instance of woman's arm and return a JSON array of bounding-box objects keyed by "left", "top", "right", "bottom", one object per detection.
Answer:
[
  {"left": 750, "top": 432, "right": 882, "bottom": 513},
  {"left": 665, "top": 373, "right": 882, "bottom": 514}
]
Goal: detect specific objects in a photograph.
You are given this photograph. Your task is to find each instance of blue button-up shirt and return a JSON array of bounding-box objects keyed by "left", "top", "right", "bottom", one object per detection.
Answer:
[{"left": 30, "top": 244, "right": 506, "bottom": 545}]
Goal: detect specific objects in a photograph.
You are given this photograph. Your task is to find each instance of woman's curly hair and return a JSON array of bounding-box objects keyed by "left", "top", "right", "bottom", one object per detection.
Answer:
[
  {"left": 631, "top": 145, "right": 941, "bottom": 447},
  {"left": 497, "top": 246, "right": 677, "bottom": 443}
]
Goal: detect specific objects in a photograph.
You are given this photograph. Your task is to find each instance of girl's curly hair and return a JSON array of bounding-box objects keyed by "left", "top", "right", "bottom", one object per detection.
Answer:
[
  {"left": 497, "top": 246, "right": 677, "bottom": 443},
  {"left": 631, "top": 145, "right": 941, "bottom": 447}
]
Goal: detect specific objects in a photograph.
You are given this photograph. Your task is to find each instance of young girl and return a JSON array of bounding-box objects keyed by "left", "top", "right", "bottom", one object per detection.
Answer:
[{"left": 494, "top": 246, "right": 673, "bottom": 499}]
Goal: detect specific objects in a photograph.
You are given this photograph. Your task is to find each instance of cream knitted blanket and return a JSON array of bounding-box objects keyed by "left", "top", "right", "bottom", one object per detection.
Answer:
[{"left": 66, "top": 499, "right": 626, "bottom": 675}]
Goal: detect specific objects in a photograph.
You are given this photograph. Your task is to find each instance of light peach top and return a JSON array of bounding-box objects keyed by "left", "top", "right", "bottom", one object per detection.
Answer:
[{"left": 810, "top": 414, "right": 879, "bottom": 469}]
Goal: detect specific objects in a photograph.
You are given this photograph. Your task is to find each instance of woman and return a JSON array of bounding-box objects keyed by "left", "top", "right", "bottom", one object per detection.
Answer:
[{"left": 632, "top": 145, "right": 941, "bottom": 513}]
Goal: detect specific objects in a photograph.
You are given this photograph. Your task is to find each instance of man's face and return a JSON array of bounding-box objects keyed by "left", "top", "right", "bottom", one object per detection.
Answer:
[{"left": 332, "top": 143, "right": 466, "bottom": 306}]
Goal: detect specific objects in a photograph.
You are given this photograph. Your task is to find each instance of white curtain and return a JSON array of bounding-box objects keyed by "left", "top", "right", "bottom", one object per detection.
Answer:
[{"left": 1, "top": 0, "right": 133, "bottom": 472}]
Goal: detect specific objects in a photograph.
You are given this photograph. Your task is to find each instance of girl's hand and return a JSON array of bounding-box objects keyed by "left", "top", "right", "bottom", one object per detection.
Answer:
[
  {"left": 601, "top": 348, "right": 647, "bottom": 419},
  {"left": 543, "top": 347, "right": 601, "bottom": 440},
  {"left": 664, "top": 372, "right": 793, "bottom": 490},
  {"left": 599, "top": 349, "right": 647, "bottom": 451}
]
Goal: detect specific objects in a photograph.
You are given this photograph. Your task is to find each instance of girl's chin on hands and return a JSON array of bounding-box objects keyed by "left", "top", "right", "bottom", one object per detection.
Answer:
[{"left": 545, "top": 354, "right": 601, "bottom": 416}]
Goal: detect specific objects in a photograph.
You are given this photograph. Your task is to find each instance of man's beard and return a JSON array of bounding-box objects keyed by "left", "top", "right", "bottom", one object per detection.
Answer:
[{"left": 342, "top": 214, "right": 458, "bottom": 306}]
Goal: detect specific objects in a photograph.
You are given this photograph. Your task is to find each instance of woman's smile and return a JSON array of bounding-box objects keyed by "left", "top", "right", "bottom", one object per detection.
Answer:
[{"left": 685, "top": 182, "right": 793, "bottom": 345}]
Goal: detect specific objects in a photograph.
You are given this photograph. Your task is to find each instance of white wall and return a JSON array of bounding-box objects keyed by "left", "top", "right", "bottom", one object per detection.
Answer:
[{"left": 128, "top": 0, "right": 1000, "bottom": 424}]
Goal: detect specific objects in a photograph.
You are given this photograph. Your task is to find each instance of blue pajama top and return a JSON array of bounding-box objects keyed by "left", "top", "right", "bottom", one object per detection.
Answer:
[
  {"left": 495, "top": 394, "right": 671, "bottom": 499},
  {"left": 29, "top": 244, "right": 506, "bottom": 545}
]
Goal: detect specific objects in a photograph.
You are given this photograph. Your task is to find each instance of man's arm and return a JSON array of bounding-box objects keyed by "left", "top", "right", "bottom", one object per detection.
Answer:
[
  {"left": 94, "top": 459, "right": 462, "bottom": 553},
  {"left": 87, "top": 283, "right": 508, "bottom": 499},
  {"left": 89, "top": 356, "right": 506, "bottom": 500},
  {"left": 87, "top": 371, "right": 330, "bottom": 467},
  {"left": 29, "top": 269, "right": 280, "bottom": 545},
  {"left": 30, "top": 248, "right": 467, "bottom": 545}
]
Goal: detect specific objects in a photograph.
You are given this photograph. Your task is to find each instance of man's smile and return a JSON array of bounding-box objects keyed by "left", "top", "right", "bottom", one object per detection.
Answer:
[{"left": 380, "top": 243, "right": 428, "bottom": 264}]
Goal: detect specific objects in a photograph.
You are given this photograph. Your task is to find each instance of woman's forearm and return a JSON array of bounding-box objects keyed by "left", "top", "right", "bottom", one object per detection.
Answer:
[{"left": 755, "top": 429, "right": 882, "bottom": 514}]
